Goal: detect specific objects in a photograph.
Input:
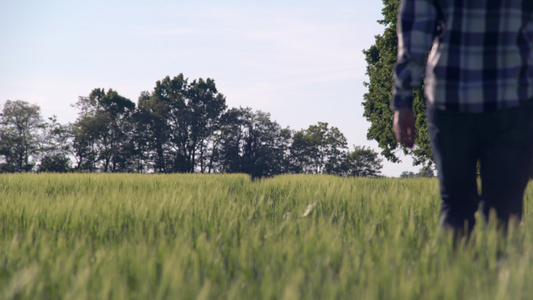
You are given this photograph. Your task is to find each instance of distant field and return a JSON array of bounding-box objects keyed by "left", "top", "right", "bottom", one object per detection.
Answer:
[{"left": 1, "top": 174, "right": 533, "bottom": 300}]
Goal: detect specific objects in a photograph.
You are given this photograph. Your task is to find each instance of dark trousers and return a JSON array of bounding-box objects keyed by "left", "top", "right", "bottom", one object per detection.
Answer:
[{"left": 427, "top": 105, "right": 533, "bottom": 233}]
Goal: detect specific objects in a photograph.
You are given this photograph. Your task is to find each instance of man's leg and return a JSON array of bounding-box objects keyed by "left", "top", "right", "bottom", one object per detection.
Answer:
[
  {"left": 427, "top": 108, "right": 481, "bottom": 236},
  {"left": 480, "top": 108, "right": 533, "bottom": 229}
]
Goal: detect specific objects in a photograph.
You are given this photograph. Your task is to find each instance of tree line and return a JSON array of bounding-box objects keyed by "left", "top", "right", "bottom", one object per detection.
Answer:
[{"left": 0, "top": 74, "right": 383, "bottom": 178}]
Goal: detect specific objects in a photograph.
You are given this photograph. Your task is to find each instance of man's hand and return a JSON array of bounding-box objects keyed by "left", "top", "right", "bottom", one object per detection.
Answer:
[{"left": 393, "top": 109, "right": 415, "bottom": 148}]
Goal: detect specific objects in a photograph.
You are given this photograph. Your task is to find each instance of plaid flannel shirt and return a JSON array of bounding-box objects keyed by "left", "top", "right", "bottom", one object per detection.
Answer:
[{"left": 392, "top": 0, "right": 533, "bottom": 112}]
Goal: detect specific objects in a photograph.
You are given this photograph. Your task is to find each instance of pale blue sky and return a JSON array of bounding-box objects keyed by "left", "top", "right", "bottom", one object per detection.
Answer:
[{"left": 0, "top": 0, "right": 418, "bottom": 176}]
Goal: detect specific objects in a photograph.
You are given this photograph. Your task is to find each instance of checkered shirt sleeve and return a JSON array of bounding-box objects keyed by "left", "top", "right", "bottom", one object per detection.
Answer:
[{"left": 392, "top": 0, "right": 533, "bottom": 112}]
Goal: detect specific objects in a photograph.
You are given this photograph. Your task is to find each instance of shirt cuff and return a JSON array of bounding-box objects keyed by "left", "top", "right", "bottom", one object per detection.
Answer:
[{"left": 390, "top": 89, "right": 414, "bottom": 110}]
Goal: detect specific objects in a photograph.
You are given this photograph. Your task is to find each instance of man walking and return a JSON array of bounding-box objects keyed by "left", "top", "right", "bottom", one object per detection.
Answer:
[{"left": 392, "top": 0, "right": 533, "bottom": 237}]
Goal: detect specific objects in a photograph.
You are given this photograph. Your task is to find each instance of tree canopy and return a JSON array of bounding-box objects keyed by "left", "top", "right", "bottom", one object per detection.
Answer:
[
  {"left": 362, "top": 0, "right": 433, "bottom": 167},
  {"left": 0, "top": 100, "right": 44, "bottom": 172}
]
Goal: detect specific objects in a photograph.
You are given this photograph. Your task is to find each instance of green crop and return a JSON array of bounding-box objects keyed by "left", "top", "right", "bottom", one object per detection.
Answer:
[{"left": 1, "top": 174, "right": 532, "bottom": 300}]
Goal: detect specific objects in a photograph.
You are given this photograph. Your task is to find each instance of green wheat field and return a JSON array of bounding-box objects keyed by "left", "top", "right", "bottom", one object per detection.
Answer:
[{"left": 1, "top": 174, "right": 533, "bottom": 300}]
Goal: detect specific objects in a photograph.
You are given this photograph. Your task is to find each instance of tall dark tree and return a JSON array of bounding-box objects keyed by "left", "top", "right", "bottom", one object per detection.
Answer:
[
  {"left": 71, "top": 110, "right": 102, "bottom": 172},
  {"left": 185, "top": 78, "right": 228, "bottom": 173},
  {"left": 38, "top": 116, "right": 73, "bottom": 172},
  {"left": 72, "top": 88, "right": 136, "bottom": 172},
  {"left": 134, "top": 91, "right": 172, "bottom": 173},
  {"left": 362, "top": 0, "right": 433, "bottom": 167},
  {"left": 207, "top": 108, "right": 244, "bottom": 174},
  {"left": 215, "top": 107, "right": 291, "bottom": 179},
  {"left": 0, "top": 100, "right": 45, "bottom": 172},
  {"left": 343, "top": 146, "right": 383, "bottom": 177},
  {"left": 288, "top": 130, "right": 312, "bottom": 174},
  {"left": 146, "top": 74, "right": 227, "bottom": 173},
  {"left": 100, "top": 89, "right": 136, "bottom": 172},
  {"left": 290, "top": 122, "right": 348, "bottom": 174}
]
